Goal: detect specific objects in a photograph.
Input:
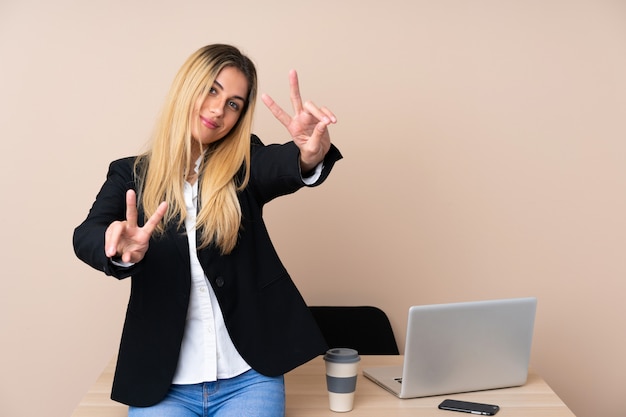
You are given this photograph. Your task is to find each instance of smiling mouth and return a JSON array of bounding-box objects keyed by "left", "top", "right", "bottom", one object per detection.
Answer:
[{"left": 200, "top": 116, "right": 219, "bottom": 129}]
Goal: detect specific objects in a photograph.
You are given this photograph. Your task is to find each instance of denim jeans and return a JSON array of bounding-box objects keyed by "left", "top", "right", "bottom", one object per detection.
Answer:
[{"left": 128, "top": 369, "right": 285, "bottom": 417}]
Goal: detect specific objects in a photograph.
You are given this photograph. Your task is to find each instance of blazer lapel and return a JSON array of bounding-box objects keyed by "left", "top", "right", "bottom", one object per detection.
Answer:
[{"left": 195, "top": 228, "right": 221, "bottom": 274}]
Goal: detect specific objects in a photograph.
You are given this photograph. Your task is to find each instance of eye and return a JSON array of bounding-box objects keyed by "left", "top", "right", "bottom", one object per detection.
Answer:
[
  {"left": 208, "top": 87, "right": 218, "bottom": 95},
  {"left": 228, "top": 100, "right": 241, "bottom": 111}
]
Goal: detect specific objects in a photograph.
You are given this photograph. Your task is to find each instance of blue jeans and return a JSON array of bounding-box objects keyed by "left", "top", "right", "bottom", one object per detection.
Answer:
[{"left": 128, "top": 369, "right": 285, "bottom": 417}]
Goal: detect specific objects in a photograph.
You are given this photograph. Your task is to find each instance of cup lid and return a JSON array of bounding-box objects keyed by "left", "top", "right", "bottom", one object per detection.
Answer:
[{"left": 324, "top": 348, "right": 360, "bottom": 363}]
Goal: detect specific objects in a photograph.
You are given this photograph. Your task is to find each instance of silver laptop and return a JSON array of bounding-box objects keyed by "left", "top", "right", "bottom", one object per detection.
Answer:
[{"left": 363, "top": 297, "right": 537, "bottom": 398}]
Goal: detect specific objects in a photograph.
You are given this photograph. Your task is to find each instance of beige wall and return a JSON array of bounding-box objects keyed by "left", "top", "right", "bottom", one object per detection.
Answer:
[{"left": 1, "top": 1, "right": 625, "bottom": 416}]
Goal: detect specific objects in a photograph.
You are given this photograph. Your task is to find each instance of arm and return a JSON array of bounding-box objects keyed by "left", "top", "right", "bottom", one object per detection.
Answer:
[
  {"left": 72, "top": 158, "right": 167, "bottom": 278},
  {"left": 248, "top": 135, "right": 342, "bottom": 204}
]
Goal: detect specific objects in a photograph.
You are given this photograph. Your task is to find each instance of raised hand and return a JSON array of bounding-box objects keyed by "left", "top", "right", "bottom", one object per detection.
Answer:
[
  {"left": 262, "top": 70, "right": 337, "bottom": 173},
  {"left": 105, "top": 190, "right": 168, "bottom": 263}
]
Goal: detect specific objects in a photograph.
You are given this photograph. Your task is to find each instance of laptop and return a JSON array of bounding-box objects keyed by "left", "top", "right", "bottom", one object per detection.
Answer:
[{"left": 363, "top": 297, "right": 537, "bottom": 398}]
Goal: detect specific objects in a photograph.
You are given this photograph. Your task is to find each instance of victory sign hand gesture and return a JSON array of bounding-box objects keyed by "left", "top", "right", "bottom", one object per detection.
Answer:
[
  {"left": 105, "top": 190, "right": 168, "bottom": 264},
  {"left": 262, "top": 70, "right": 337, "bottom": 173}
]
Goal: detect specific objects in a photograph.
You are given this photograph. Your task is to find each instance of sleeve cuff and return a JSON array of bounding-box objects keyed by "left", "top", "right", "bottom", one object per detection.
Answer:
[
  {"left": 301, "top": 162, "right": 324, "bottom": 185},
  {"left": 110, "top": 256, "right": 135, "bottom": 268}
]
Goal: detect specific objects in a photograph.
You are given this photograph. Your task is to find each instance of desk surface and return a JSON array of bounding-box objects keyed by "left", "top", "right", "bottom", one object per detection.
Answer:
[{"left": 71, "top": 355, "right": 575, "bottom": 417}]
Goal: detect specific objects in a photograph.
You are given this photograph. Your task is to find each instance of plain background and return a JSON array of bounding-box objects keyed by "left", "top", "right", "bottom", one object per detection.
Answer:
[{"left": 1, "top": 1, "right": 624, "bottom": 416}]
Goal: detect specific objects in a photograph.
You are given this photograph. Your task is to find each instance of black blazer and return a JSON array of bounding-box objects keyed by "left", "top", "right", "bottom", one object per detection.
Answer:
[{"left": 73, "top": 135, "right": 342, "bottom": 407}]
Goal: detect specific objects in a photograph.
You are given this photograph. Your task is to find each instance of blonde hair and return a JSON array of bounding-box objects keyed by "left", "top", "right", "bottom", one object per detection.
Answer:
[{"left": 136, "top": 44, "right": 257, "bottom": 254}]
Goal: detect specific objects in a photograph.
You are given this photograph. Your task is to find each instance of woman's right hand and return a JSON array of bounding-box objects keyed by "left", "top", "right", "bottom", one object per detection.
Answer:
[{"left": 105, "top": 190, "right": 168, "bottom": 263}]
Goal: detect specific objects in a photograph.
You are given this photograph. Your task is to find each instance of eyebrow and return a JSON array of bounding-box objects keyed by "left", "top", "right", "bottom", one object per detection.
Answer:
[{"left": 213, "top": 80, "right": 247, "bottom": 103}]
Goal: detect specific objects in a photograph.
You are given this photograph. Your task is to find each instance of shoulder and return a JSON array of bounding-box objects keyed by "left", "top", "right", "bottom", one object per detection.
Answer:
[
  {"left": 106, "top": 156, "right": 139, "bottom": 176},
  {"left": 249, "top": 134, "right": 298, "bottom": 160},
  {"left": 108, "top": 156, "right": 138, "bottom": 170},
  {"left": 100, "top": 156, "right": 141, "bottom": 190},
  {"left": 251, "top": 134, "right": 263, "bottom": 146}
]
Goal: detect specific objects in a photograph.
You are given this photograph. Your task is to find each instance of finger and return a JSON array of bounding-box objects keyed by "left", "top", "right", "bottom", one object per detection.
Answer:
[
  {"left": 289, "top": 69, "right": 303, "bottom": 114},
  {"left": 105, "top": 222, "right": 123, "bottom": 257},
  {"left": 319, "top": 106, "right": 337, "bottom": 124},
  {"left": 141, "top": 201, "right": 168, "bottom": 236},
  {"left": 303, "top": 101, "right": 337, "bottom": 124},
  {"left": 299, "top": 120, "right": 330, "bottom": 167},
  {"left": 125, "top": 189, "right": 138, "bottom": 228},
  {"left": 304, "top": 119, "right": 330, "bottom": 151},
  {"left": 314, "top": 118, "right": 331, "bottom": 136},
  {"left": 121, "top": 250, "right": 134, "bottom": 264},
  {"left": 262, "top": 93, "right": 292, "bottom": 127}
]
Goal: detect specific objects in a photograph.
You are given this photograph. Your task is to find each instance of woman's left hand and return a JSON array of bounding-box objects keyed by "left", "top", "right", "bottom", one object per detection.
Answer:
[{"left": 262, "top": 70, "right": 337, "bottom": 173}]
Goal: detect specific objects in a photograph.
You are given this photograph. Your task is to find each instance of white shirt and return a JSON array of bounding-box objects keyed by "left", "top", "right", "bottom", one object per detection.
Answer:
[
  {"left": 173, "top": 159, "right": 323, "bottom": 383},
  {"left": 172, "top": 177, "right": 250, "bottom": 383}
]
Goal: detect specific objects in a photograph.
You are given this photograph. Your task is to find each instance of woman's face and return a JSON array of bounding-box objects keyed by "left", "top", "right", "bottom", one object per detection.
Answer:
[{"left": 190, "top": 66, "right": 249, "bottom": 147}]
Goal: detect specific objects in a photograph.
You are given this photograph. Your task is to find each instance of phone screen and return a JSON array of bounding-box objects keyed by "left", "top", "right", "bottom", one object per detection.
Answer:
[{"left": 438, "top": 399, "right": 500, "bottom": 415}]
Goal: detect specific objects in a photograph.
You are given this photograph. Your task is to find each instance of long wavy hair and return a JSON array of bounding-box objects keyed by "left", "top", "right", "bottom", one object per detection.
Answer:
[{"left": 135, "top": 44, "right": 257, "bottom": 254}]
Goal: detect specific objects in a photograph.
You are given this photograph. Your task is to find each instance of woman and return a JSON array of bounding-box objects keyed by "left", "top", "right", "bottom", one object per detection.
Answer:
[{"left": 73, "top": 44, "right": 342, "bottom": 416}]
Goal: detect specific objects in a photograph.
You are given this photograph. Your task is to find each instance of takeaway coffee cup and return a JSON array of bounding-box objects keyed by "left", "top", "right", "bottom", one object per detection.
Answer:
[{"left": 324, "top": 348, "right": 361, "bottom": 412}]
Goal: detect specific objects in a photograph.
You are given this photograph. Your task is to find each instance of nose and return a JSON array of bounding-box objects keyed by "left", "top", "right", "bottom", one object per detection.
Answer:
[{"left": 208, "top": 97, "right": 225, "bottom": 117}]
